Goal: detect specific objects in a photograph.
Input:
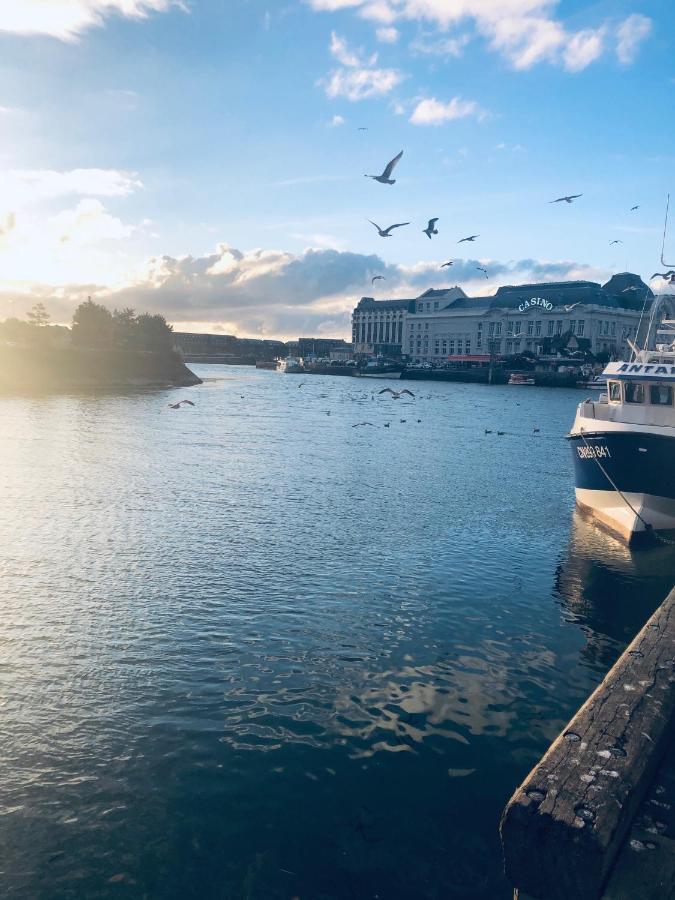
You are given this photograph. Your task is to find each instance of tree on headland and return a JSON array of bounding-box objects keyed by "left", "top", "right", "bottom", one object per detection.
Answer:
[
  {"left": 26, "top": 302, "right": 50, "bottom": 327},
  {"left": 133, "top": 313, "right": 174, "bottom": 352},
  {"left": 71, "top": 298, "right": 114, "bottom": 347},
  {"left": 71, "top": 299, "right": 175, "bottom": 353}
]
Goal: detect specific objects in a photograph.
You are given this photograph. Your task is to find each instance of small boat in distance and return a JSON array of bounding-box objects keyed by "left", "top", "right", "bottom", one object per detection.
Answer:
[
  {"left": 277, "top": 356, "right": 304, "bottom": 374},
  {"left": 508, "top": 373, "right": 535, "bottom": 385},
  {"left": 352, "top": 356, "right": 405, "bottom": 379},
  {"left": 568, "top": 349, "right": 675, "bottom": 545}
]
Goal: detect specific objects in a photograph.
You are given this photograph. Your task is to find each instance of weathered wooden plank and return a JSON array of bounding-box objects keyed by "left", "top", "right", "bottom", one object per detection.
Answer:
[{"left": 500, "top": 586, "right": 675, "bottom": 900}]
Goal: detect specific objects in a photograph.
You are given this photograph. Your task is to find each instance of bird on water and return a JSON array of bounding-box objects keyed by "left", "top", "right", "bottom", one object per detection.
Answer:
[
  {"left": 368, "top": 219, "right": 409, "bottom": 237},
  {"left": 365, "top": 150, "right": 403, "bottom": 185},
  {"left": 423, "top": 218, "right": 439, "bottom": 239},
  {"left": 352, "top": 422, "right": 376, "bottom": 427}
]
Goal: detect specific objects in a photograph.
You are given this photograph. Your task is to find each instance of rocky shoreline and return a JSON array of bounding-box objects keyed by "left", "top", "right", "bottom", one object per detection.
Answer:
[{"left": 0, "top": 345, "right": 202, "bottom": 391}]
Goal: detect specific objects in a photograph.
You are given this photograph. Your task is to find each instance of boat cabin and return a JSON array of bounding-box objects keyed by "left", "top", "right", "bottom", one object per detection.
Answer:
[{"left": 578, "top": 355, "right": 675, "bottom": 427}]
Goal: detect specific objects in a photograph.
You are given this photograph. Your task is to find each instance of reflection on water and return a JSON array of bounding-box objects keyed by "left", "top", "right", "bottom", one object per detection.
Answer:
[{"left": 0, "top": 367, "right": 673, "bottom": 899}]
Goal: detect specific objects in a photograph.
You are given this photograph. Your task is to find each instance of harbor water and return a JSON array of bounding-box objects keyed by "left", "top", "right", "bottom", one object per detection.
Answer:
[{"left": 1, "top": 365, "right": 674, "bottom": 899}]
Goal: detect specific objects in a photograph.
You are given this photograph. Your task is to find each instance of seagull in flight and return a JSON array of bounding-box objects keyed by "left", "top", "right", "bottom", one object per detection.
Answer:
[
  {"left": 379, "top": 387, "right": 415, "bottom": 399},
  {"left": 168, "top": 399, "right": 195, "bottom": 409},
  {"left": 609, "top": 239, "right": 623, "bottom": 245},
  {"left": 368, "top": 219, "right": 410, "bottom": 237},
  {"left": 476, "top": 265, "right": 488, "bottom": 278},
  {"left": 550, "top": 194, "right": 582, "bottom": 204},
  {"left": 630, "top": 205, "right": 639, "bottom": 211},
  {"left": 651, "top": 271, "right": 675, "bottom": 283},
  {"left": 440, "top": 261, "right": 454, "bottom": 268},
  {"left": 365, "top": 150, "right": 404, "bottom": 185},
  {"left": 458, "top": 235, "right": 479, "bottom": 243},
  {"left": 423, "top": 218, "right": 439, "bottom": 239},
  {"left": 371, "top": 275, "right": 385, "bottom": 284}
]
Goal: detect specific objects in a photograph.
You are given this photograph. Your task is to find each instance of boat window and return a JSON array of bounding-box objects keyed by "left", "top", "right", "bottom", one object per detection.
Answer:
[
  {"left": 625, "top": 382, "right": 645, "bottom": 404},
  {"left": 650, "top": 384, "right": 673, "bottom": 406},
  {"left": 608, "top": 381, "right": 621, "bottom": 402}
]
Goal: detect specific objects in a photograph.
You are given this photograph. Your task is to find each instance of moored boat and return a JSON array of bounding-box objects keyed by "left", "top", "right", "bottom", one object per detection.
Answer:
[
  {"left": 568, "top": 350, "right": 675, "bottom": 545},
  {"left": 508, "top": 373, "right": 535, "bottom": 385},
  {"left": 277, "top": 356, "right": 305, "bottom": 374},
  {"left": 351, "top": 356, "right": 405, "bottom": 379}
]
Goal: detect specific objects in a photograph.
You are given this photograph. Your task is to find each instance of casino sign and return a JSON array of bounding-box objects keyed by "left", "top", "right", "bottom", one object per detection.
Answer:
[{"left": 518, "top": 297, "right": 554, "bottom": 313}]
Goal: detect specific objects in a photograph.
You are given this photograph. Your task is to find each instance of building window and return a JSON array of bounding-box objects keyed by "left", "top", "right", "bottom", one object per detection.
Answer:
[
  {"left": 527, "top": 320, "right": 534, "bottom": 335},
  {"left": 434, "top": 341, "right": 440, "bottom": 354},
  {"left": 427, "top": 303, "right": 431, "bottom": 311},
  {"left": 495, "top": 322, "right": 502, "bottom": 336},
  {"left": 547, "top": 320, "right": 554, "bottom": 336},
  {"left": 556, "top": 320, "right": 563, "bottom": 335},
  {"left": 535, "top": 321, "right": 542, "bottom": 336},
  {"left": 488, "top": 322, "right": 495, "bottom": 337},
  {"left": 577, "top": 320, "right": 585, "bottom": 336},
  {"left": 478, "top": 322, "right": 483, "bottom": 332},
  {"left": 449, "top": 340, "right": 455, "bottom": 354},
  {"left": 611, "top": 322, "right": 616, "bottom": 336},
  {"left": 570, "top": 320, "right": 576, "bottom": 334},
  {"left": 425, "top": 322, "right": 429, "bottom": 330},
  {"left": 603, "top": 320, "right": 609, "bottom": 335},
  {"left": 507, "top": 320, "right": 514, "bottom": 336},
  {"left": 434, "top": 301, "right": 439, "bottom": 310},
  {"left": 514, "top": 321, "right": 522, "bottom": 336},
  {"left": 477, "top": 334, "right": 482, "bottom": 348},
  {"left": 457, "top": 339, "right": 463, "bottom": 354},
  {"left": 506, "top": 340, "right": 513, "bottom": 353},
  {"left": 442, "top": 341, "right": 447, "bottom": 353},
  {"left": 465, "top": 340, "right": 471, "bottom": 354},
  {"left": 493, "top": 340, "right": 502, "bottom": 353}
]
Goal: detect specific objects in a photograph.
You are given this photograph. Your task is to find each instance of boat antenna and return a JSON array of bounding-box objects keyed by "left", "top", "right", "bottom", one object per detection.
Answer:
[{"left": 661, "top": 193, "right": 674, "bottom": 267}]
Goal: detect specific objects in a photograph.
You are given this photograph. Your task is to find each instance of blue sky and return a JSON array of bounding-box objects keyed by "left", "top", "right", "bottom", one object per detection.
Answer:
[{"left": 0, "top": 0, "right": 672, "bottom": 338}]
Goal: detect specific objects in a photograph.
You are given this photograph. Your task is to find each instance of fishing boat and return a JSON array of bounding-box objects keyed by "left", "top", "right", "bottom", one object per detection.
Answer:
[
  {"left": 351, "top": 356, "right": 405, "bottom": 379},
  {"left": 277, "top": 356, "right": 304, "bottom": 374},
  {"left": 507, "top": 373, "right": 535, "bottom": 385},
  {"left": 568, "top": 349, "right": 675, "bottom": 545}
]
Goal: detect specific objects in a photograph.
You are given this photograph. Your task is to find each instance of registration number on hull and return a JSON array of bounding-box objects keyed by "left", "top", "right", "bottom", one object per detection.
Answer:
[{"left": 577, "top": 444, "right": 612, "bottom": 460}]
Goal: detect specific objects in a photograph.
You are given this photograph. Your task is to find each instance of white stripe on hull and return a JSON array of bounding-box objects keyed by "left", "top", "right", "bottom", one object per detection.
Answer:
[{"left": 575, "top": 488, "right": 675, "bottom": 545}]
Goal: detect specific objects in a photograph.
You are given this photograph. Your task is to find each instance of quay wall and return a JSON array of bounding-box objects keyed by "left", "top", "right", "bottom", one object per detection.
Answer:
[{"left": 500, "top": 585, "right": 675, "bottom": 900}]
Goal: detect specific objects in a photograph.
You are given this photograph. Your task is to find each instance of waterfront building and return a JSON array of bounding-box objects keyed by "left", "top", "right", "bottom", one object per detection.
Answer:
[
  {"left": 295, "top": 337, "right": 351, "bottom": 359},
  {"left": 352, "top": 274, "right": 653, "bottom": 363},
  {"left": 174, "top": 332, "right": 286, "bottom": 361}
]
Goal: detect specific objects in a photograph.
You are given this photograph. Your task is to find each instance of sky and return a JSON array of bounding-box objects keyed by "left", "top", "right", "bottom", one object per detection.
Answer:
[{"left": 0, "top": 0, "right": 672, "bottom": 339}]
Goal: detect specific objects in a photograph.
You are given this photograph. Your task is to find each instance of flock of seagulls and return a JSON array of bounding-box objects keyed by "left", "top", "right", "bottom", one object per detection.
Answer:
[{"left": 364, "top": 149, "right": 647, "bottom": 285}]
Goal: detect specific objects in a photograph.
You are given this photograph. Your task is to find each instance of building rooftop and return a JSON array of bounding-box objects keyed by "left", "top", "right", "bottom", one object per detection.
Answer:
[{"left": 356, "top": 297, "right": 417, "bottom": 311}]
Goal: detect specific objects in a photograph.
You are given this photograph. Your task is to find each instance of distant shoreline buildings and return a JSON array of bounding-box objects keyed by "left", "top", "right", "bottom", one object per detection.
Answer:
[{"left": 352, "top": 273, "right": 660, "bottom": 363}]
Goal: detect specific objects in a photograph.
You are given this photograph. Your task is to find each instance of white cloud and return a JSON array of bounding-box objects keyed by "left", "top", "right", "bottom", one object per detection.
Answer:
[
  {"left": 376, "top": 26, "right": 399, "bottom": 43},
  {"left": 0, "top": 168, "right": 142, "bottom": 206},
  {"left": 616, "top": 14, "right": 652, "bottom": 65},
  {"left": 324, "top": 66, "right": 403, "bottom": 101},
  {"left": 0, "top": 0, "right": 180, "bottom": 41},
  {"left": 308, "top": 0, "right": 649, "bottom": 71},
  {"left": 329, "top": 114, "right": 346, "bottom": 127},
  {"left": 324, "top": 30, "right": 402, "bottom": 100},
  {"left": 410, "top": 33, "right": 470, "bottom": 57},
  {"left": 0, "top": 241, "right": 607, "bottom": 339},
  {"left": 52, "top": 198, "right": 134, "bottom": 245},
  {"left": 410, "top": 96, "right": 488, "bottom": 125},
  {"left": 563, "top": 27, "right": 605, "bottom": 72}
]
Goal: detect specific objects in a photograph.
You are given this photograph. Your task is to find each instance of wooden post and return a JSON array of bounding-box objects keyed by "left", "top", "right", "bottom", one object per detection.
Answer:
[{"left": 500, "top": 586, "right": 675, "bottom": 900}]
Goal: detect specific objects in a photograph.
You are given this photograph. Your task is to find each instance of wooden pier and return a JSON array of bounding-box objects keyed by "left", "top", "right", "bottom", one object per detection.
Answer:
[{"left": 500, "top": 586, "right": 675, "bottom": 900}]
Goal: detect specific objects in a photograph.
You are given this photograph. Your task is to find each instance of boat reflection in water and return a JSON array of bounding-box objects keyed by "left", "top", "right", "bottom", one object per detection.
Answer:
[{"left": 553, "top": 509, "right": 675, "bottom": 671}]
